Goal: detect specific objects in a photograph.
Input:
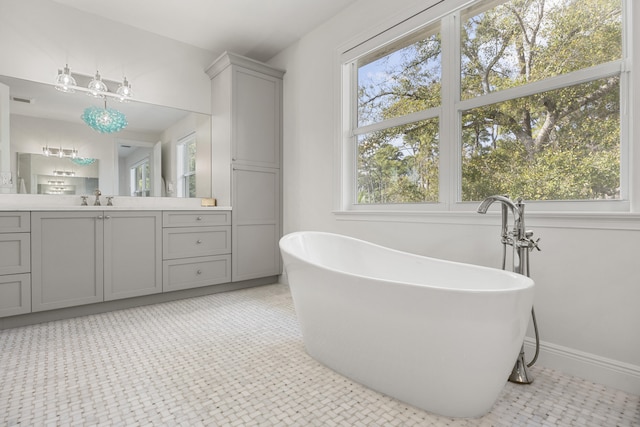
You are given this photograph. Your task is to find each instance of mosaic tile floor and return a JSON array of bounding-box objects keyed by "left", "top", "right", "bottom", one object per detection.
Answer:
[{"left": 1, "top": 283, "right": 638, "bottom": 426}]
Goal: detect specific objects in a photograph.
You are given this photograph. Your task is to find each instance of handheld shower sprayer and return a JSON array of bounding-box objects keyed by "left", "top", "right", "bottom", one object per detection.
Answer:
[{"left": 478, "top": 195, "right": 541, "bottom": 384}]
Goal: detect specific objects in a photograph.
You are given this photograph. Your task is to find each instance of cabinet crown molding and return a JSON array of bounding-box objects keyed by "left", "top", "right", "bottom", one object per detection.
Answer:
[{"left": 206, "top": 51, "right": 285, "bottom": 80}]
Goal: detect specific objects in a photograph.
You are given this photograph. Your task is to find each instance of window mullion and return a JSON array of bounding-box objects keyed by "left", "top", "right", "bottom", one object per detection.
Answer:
[
  {"left": 440, "top": 12, "right": 460, "bottom": 209},
  {"left": 458, "top": 61, "right": 623, "bottom": 112},
  {"left": 353, "top": 107, "right": 440, "bottom": 136}
]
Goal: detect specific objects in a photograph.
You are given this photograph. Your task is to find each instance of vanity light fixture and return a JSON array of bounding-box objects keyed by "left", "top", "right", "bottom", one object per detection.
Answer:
[
  {"left": 54, "top": 65, "right": 134, "bottom": 102},
  {"left": 81, "top": 99, "right": 128, "bottom": 133},
  {"left": 55, "top": 64, "right": 77, "bottom": 93},
  {"left": 42, "top": 146, "right": 78, "bottom": 159}
]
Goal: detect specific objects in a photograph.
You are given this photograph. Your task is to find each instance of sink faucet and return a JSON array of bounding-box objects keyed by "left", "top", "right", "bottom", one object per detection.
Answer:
[{"left": 94, "top": 189, "right": 101, "bottom": 206}]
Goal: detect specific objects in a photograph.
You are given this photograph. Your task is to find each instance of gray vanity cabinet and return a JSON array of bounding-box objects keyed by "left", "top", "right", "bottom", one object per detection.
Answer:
[
  {"left": 31, "top": 211, "right": 161, "bottom": 312},
  {"left": 0, "top": 212, "right": 31, "bottom": 317},
  {"left": 207, "top": 52, "right": 284, "bottom": 282}
]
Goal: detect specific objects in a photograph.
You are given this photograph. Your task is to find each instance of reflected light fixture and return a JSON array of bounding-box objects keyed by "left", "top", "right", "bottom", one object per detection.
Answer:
[
  {"left": 42, "top": 146, "right": 78, "bottom": 158},
  {"left": 81, "top": 99, "right": 128, "bottom": 133},
  {"left": 71, "top": 157, "right": 97, "bottom": 166},
  {"left": 87, "top": 71, "right": 108, "bottom": 98},
  {"left": 55, "top": 64, "right": 77, "bottom": 93},
  {"left": 116, "top": 77, "right": 133, "bottom": 101},
  {"left": 52, "top": 169, "right": 75, "bottom": 177}
]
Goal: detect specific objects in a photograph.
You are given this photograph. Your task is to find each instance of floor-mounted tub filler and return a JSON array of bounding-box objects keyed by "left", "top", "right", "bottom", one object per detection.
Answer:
[{"left": 279, "top": 231, "right": 534, "bottom": 418}]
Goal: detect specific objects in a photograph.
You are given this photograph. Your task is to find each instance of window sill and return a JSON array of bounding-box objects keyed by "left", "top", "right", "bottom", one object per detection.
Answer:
[{"left": 333, "top": 209, "right": 640, "bottom": 231}]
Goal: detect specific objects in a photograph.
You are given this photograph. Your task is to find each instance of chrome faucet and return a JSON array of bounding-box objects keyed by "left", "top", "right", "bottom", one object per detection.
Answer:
[
  {"left": 94, "top": 189, "right": 102, "bottom": 206},
  {"left": 477, "top": 195, "right": 541, "bottom": 384},
  {"left": 477, "top": 195, "right": 539, "bottom": 275}
]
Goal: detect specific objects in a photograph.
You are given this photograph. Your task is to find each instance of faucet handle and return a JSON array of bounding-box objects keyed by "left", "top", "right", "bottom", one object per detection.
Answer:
[
  {"left": 106, "top": 196, "right": 113, "bottom": 206},
  {"left": 524, "top": 230, "right": 541, "bottom": 251},
  {"left": 80, "top": 196, "right": 88, "bottom": 206},
  {"left": 531, "top": 237, "right": 541, "bottom": 252}
]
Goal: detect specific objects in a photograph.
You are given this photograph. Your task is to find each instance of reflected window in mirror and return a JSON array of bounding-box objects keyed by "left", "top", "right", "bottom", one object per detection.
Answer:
[
  {"left": 131, "top": 159, "right": 150, "bottom": 197},
  {"left": 177, "top": 135, "right": 196, "bottom": 198}
]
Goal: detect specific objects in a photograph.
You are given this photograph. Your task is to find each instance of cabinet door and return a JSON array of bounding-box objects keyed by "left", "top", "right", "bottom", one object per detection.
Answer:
[
  {"left": 0, "top": 233, "right": 30, "bottom": 275},
  {"left": 31, "top": 212, "right": 104, "bottom": 312},
  {"left": 0, "top": 273, "right": 31, "bottom": 317},
  {"left": 104, "top": 212, "right": 162, "bottom": 301},
  {"left": 232, "top": 165, "right": 281, "bottom": 281},
  {"left": 232, "top": 67, "right": 281, "bottom": 168}
]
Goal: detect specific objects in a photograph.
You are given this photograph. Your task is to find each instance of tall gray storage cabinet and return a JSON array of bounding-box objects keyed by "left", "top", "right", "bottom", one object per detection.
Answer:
[{"left": 207, "top": 52, "right": 284, "bottom": 282}]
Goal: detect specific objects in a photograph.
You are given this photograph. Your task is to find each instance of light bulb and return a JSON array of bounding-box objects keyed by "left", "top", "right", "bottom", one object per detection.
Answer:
[
  {"left": 55, "top": 64, "right": 77, "bottom": 93},
  {"left": 87, "top": 71, "right": 108, "bottom": 98}
]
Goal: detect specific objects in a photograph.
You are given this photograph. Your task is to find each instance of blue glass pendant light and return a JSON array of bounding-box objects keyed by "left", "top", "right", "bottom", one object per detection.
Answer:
[{"left": 81, "top": 99, "right": 128, "bottom": 133}]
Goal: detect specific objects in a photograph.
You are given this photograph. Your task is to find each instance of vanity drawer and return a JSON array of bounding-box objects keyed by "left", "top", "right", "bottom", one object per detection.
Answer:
[
  {"left": 0, "top": 273, "right": 31, "bottom": 317},
  {"left": 163, "top": 226, "right": 231, "bottom": 259},
  {"left": 163, "top": 255, "right": 231, "bottom": 292},
  {"left": 163, "top": 211, "right": 230, "bottom": 228},
  {"left": 0, "top": 212, "right": 30, "bottom": 233},
  {"left": 0, "top": 233, "right": 30, "bottom": 275}
]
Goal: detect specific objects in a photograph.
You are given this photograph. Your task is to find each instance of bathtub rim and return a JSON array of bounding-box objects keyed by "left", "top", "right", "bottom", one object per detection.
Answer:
[{"left": 279, "top": 231, "right": 534, "bottom": 294}]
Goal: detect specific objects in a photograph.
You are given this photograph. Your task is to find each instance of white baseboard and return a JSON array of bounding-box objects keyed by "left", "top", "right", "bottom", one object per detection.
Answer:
[{"left": 524, "top": 337, "right": 640, "bottom": 395}]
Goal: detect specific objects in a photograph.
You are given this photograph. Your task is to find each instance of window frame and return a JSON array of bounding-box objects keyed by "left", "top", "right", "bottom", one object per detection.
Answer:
[
  {"left": 177, "top": 133, "right": 197, "bottom": 198},
  {"left": 130, "top": 158, "right": 150, "bottom": 197},
  {"left": 337, "top": 0, "right": 633, "bottom": 215}
]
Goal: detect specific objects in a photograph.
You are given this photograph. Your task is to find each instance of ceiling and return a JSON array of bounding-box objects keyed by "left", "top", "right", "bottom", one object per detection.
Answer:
[{"left": 51, "top": 0, "right": 359, "bottom": 62}]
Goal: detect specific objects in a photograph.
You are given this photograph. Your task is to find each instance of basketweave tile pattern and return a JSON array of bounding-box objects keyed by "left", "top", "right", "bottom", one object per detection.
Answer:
[{"left": 1, "top": 283, "right": 638, "bottom": 426}]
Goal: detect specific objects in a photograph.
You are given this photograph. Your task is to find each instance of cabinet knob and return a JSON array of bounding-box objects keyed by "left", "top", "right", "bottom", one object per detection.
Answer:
[
  {"left": 104, "top": 215, "right": 111, "bottom": 220},
  {"left": 196, "top": 270, "right": 202, "bottom": 275},
  {"left": 196, "top": 239, "right": 202, "bottom": 244},
  {"left": 196, "top": 216, "right": 202, "bottom": 221},
  {"left": 97, "top": 215, "right": 103, "bottom": 220}
]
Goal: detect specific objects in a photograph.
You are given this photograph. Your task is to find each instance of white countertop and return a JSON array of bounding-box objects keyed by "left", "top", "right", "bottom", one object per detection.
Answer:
[{"left": 0, "top": 194, "right": 231, "bottom": 211}]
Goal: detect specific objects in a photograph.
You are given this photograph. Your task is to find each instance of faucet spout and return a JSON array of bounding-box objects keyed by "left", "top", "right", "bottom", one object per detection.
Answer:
[{"left": 476, "top": 194, "right": 518, "bottom": 215}]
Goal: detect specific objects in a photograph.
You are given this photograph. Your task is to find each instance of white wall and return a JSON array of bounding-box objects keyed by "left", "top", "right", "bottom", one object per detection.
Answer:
[
  {"left": 269, "top": 0, "right": 640, "bottom": 394},
  {"left": 0, "top": 0, "right": 213, "bottom": 113}
]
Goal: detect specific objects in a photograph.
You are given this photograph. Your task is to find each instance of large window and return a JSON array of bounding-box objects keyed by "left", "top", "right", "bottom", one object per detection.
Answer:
[{"left": 343, "top": 0, "right": 627, "bottom": 211}]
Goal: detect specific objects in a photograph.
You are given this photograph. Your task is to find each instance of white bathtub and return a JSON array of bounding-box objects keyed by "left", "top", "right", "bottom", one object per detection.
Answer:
[{"left": 279, "top": 231, "right": 534, "bottom": 418}]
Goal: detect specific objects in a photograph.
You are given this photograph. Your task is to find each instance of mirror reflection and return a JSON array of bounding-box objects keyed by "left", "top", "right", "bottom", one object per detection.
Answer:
[
  {"left": 0, "top": 75, "right": 211, "bottom": 198},
  {"left": 17, "top": 152, "right": 98, "bottom": 195}
]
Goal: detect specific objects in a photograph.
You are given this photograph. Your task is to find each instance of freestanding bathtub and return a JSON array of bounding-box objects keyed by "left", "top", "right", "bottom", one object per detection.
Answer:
[{"left": 279, "top": 231, "right": 534, "bottom": 418}]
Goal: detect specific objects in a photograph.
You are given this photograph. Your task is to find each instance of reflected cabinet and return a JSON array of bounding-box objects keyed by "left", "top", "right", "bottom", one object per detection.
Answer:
[
  {"left": 207, "top": 52, "right": 284, "bottom": 281},
  {"left": 0, "top": 212, "right": 31, "bottom": 317}
]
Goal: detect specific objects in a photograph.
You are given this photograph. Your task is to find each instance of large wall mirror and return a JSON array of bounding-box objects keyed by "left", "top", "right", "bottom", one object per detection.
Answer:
[{"left": 0, "top": 75, "right": 211, "bottom": 198}]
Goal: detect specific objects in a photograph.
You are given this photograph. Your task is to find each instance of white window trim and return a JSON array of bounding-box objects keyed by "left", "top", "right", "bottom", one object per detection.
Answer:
[
  {"left": 334, "top": 0, "right": 637, "bottom": 225},
  {"left": 130, "top": 158, "right": 150, "bottom": 196},
  {"left": 177, "top": 133, "right": 196, "bottom": 198}
]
